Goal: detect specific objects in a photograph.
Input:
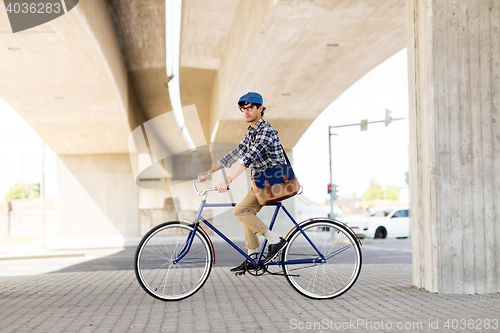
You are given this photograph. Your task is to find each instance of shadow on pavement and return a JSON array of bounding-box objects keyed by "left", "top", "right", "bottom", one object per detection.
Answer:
[
  {"left": 51, "top": 238, "right": 412, "bottom": 273},
  {"left": 51, "top": 240, "right": 249, "bottom": 273}
]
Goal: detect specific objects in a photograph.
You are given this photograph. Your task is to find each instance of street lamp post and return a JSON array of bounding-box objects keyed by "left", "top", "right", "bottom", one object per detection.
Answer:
[{"left": 328, "top": 127, "right": 337, "bottom": 219}]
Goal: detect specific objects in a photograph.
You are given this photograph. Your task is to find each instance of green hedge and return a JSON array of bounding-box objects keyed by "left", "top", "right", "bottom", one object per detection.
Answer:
[{"left": 4, "top": 184, "right": 40, "bottom": 201}]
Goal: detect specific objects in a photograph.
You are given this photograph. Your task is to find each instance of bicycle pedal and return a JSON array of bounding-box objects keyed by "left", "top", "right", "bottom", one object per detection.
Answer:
[{"left": 235, "top": 271, "right": 245, "bottom": 276}]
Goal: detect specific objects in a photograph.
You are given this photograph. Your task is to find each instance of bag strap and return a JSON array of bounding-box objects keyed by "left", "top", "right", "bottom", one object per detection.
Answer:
[
  {"left": 281, "top": 144, "right": 291, "bottom": 165},
  {"left": 275, "top": 129, "right": 291, "bottom": 165}
]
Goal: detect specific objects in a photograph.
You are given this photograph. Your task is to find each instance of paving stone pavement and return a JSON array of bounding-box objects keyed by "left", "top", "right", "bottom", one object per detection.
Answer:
[{"left": 0, "top": 264, "right": 499, "bottom": 333}]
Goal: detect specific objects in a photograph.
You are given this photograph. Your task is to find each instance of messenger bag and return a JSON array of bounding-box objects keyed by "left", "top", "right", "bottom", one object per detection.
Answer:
[{"left": 251, "top": 145, "right": 300, "bottom": 205}]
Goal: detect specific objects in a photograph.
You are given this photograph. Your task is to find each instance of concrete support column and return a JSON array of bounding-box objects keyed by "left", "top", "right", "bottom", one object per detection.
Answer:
[
  {"left": 54, "top": 154, "right": 139, "bottom": 248},
  {"left": 407, "top": 0, "right": 500, "bottom": 293}
]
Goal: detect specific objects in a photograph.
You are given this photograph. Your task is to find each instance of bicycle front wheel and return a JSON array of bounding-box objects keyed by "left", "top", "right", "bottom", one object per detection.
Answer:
[
  {"left": 134, "top": 222, "right": 213, "bottom": 301},
  {"left": 282, "top": 220, "right": 362, "bottom": 299}
]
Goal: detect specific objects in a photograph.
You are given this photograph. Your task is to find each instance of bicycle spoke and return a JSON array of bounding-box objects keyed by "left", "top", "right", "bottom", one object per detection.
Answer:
[
  {"left": 308, "top": 265, "right": 318, "bottom": 293},
  {"left": 324, "top": 263, "right": 345, "bottom": 287},
  {"left": 175, "top": 263, "right": 198, "bottom": 287},
  {"left": 295, "top": 268, "right": 316, "bottom": 285},
  {"left": 157, "top": 262, "right": 173, "bottom": 295},
  {"left": 287, "top": 263, "right": 319, "bottom": 272},
  {"left": 323, "top": 264, "right": 337, "bottom": 292}
]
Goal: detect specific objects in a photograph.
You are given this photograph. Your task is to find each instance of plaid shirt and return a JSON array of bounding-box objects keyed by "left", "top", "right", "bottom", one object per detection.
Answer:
[{"left": 218, "top": 118, "right": 286, "bottom": 175}]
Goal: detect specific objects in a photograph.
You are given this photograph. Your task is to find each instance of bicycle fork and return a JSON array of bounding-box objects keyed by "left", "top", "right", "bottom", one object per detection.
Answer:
[{"left": 172, "top": 225, "right": 198, "bottom": 264}]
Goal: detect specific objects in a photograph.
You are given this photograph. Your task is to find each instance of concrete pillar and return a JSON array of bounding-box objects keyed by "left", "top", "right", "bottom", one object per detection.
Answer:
[
  {"left": 407, "top": 0, "right": 499, "bottom": 293},
  {"left": 54, "top": 154, "right": 139, "bottom": 248}
]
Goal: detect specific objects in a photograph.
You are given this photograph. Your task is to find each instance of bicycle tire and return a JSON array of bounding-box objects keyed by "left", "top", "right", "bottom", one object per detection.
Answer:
[
  {"left": 134, "top": 222, "right": 213, "bottom": 301},
  {"left": 282, "top": 220, "right": 362, "bottom": 299}
]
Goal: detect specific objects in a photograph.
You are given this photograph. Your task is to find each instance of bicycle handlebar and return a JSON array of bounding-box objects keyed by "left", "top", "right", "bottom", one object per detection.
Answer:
[{"left": 194, "top": 181, "right": 229, "bottom": 196}]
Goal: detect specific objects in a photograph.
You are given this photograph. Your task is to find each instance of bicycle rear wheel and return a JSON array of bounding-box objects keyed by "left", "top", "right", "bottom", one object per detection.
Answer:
[
  {"left": 282, "top": 220, "right": 362, "bottom": 299},
  {"left": 134, "top": 222, "right": 213, "bottom": 301}
]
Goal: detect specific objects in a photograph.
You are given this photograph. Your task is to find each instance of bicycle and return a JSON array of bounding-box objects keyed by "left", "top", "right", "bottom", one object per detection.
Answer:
[{"left": 134, "top": 181, "right": 362, "bottom": 301}]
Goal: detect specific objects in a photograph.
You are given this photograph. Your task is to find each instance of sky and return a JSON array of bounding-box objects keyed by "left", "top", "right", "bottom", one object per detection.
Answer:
[
  {"left": 293, "top": 48, "right": 410, "bottom": 204},
  {"left": 0, "top": 48, "right": 409, "bottom": 203},
  {"left": 0, "top": 98, "right": 57, "bottom": 199}
]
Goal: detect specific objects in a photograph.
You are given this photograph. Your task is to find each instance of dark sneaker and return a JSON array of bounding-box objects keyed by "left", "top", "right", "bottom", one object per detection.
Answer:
[
  {"left": 263, "top": 237, "right": 287, "bottom": 264},
  {"left": 230, "top": 260, "right": 256, "bottom": 272}
]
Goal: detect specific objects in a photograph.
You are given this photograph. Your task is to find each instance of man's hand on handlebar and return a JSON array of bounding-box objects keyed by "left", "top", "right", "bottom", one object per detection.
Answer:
[
  {"left": 216, "top": 181, "right": 230, "bottom": 193},
  {"left": 197, "top": 171, "right": 211, "bottom": 183}
]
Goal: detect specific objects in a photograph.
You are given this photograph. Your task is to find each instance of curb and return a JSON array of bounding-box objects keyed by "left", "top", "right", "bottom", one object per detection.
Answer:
[{"left": 0, "top": 253, "right": 85, "bottom": 261}]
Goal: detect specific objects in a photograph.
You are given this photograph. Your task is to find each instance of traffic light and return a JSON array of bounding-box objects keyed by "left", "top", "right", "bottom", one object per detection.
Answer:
[
  {"left": 332, "top": 184, "right": 339, "bottom": 200},
  {"left": 385, "top": 109, "right": 392, "bottom": 126},
  {"left": 360, "top": 119, "right": 368, "bottom": 131},
  {"left": 328, "top": 184, "right": 339, "bottom": 199}
]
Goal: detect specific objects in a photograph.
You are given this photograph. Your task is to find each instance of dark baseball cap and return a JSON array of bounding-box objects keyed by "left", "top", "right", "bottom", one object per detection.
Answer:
[{"left": 238, "top": 92, "right": 263, "bottom": 105}]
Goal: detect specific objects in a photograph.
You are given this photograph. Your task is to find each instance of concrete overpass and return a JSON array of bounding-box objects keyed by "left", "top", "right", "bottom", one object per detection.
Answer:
[{"left": 0, "top": 0, "right": 498, "bottom": 294}]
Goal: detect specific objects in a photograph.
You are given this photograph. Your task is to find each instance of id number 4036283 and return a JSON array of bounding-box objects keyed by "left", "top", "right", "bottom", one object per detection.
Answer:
[
  {"left": 5, "top": 2, "right": 62, "bottom": 14},
  {"left": 443, "top": 319, "right": 498, "bottom": 330}
]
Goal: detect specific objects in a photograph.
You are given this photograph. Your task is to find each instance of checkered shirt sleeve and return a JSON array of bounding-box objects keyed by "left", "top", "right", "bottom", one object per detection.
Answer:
[{"left": 218, "top": 138, "right": 248, "bottom": 168}]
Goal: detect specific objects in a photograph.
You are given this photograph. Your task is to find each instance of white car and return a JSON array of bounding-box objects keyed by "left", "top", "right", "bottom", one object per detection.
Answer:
[{"left": 347, "top": 208, "right": 410, "bottom": 239}]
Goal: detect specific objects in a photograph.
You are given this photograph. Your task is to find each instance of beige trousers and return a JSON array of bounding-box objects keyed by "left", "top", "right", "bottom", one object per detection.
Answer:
[{"left": 233, "top": 188, "right": 268, "bottom": 249}]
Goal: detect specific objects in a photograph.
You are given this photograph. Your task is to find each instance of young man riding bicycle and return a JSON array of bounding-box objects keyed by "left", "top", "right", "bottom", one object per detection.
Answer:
[{"left": 198, "top": 92, "right": 287, "bottom": 272}]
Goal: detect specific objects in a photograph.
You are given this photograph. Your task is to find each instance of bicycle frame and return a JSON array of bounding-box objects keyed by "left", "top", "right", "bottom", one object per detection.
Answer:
[{"left": 174, "top": 196, "right": 327, "bottom": 267}]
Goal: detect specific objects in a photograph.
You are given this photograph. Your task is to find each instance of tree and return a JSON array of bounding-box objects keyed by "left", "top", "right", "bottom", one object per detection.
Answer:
[
  {"left": 4, "top": 184, "right": 40, "bottom": 201},
  {"left": 362, "top": 180, "right": 383, "bottom": 201},
  {"left": 362, "top": 180, "right": 401, "bottom": 201}
]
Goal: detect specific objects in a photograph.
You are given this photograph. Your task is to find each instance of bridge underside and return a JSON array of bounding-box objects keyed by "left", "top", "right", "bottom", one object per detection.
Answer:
[{"left": 0, "top": 0, "right": 406, "bottom": 153}]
